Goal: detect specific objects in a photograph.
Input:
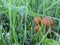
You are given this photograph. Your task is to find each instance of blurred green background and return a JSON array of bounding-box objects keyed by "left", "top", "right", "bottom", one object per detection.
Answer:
[{"left": 0, "top": 0, "right": 60, "bottom": 45}]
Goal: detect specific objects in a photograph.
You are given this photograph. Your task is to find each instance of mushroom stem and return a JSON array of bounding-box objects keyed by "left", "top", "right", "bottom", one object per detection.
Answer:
[
  {"left": 46, "top": 27, "right": 54, "bottom": 38},
  {"left": 46, "top": 27, "right": 48, "bottom": 32}
]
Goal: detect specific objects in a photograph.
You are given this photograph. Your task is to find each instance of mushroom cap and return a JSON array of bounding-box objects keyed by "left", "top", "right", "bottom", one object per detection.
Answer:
[
  {"left": 42, "top": 17, "right": 54, "bottom": 26},
  {"left": 34, "top": 26, "right": 39, "bottom": 32},
  {"left": 33, "top": 16, "right": 41, "bottom": 25}
]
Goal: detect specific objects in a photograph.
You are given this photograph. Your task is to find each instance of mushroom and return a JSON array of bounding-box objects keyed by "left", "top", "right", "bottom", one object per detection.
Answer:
[
  {"left": 42, "top": 17, "right": 54, "bottom": 38},
  {"left": 42, "top": 17, "right": 54, "bottom": 27},
  {"left": 34, "top": 25, "right": 39, "bottom": 32},
  {"left": 33, "top": 16, "right": 41, "bottom": 25}
]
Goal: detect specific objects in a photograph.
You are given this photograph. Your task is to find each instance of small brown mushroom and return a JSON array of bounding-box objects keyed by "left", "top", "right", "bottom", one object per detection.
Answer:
[
  {"left": 33, "top": 16, "right": 41, "bottom": 25},
  {"left": 42, "top": 17, "right": 54, "bottom": 27},
  {"left": 34, "top": 26, "right": 39, "bottom": 32},
  {"left": 42, "top": 17, "right": 54, "bottom": 38}
]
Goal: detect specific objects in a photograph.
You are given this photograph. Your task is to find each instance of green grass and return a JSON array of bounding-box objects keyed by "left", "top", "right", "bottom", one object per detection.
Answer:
[{"left": 0, "top": 0, "right": 60, "bottom": 45}]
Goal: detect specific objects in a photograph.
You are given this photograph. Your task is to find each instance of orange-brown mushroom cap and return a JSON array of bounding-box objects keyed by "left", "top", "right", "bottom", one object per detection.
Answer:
[
  {"left": 42, "top": 17, "right": 54, "bottom": 26},
  {"left": 34, "top": 26, "right": 39, "bottom": 32},
  {"left": 33, "top": 16, "right": 41, "bottom": 25}
]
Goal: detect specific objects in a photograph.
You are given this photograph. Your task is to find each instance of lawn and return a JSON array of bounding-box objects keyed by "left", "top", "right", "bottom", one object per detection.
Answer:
[{"left": 0, "top": 0, "right": 60, "bottom": 45}]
